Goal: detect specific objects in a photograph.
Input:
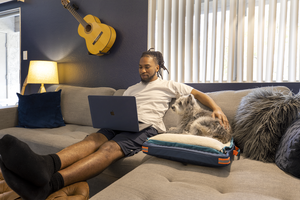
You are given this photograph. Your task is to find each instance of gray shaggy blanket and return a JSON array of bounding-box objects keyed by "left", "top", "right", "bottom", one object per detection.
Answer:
[{"left": 232, "top": 88, "right": 300, "bottom": 162}]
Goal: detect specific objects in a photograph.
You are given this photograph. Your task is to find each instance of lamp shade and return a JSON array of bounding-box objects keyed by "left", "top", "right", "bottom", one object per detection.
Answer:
[{"left": 27, "top": 60, "right": 59, "bottom": 84}]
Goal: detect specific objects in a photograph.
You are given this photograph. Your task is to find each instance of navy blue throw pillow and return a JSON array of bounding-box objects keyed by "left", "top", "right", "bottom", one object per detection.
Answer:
[
  {"left": 17, "top": 90, "right": 65, "bottom": 128},
  {"left": 275, "top": 118, "right": 300, "bottom": 178}
]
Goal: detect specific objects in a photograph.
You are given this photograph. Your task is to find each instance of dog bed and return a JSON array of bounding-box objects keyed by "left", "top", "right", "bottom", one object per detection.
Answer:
[{"left": 142, "top": 134, "right": 239, "bottom": 167}]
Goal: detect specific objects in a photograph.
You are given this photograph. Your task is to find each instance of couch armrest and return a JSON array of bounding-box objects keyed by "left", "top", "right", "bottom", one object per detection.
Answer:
[{"left": 0, "top": 106, "right": 18, "bottom": 130}]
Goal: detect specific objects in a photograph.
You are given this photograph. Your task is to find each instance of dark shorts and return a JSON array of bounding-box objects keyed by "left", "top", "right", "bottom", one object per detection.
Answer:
[{"left": 97, "top": 127, "right": 159, "bottom": 157}]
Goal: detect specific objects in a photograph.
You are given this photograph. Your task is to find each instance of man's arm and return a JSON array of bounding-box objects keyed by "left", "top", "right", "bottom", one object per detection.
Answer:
[{"left": 191, "top": 89, "right": 229, "bottom": 129}]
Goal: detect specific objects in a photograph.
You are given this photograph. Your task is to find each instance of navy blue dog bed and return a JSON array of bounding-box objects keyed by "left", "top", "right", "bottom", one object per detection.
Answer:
[{"left": 142, "top": 134, "right": 239, "bottom": 167}]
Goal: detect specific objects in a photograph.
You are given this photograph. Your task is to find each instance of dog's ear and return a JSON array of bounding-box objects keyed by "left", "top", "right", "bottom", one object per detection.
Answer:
[
  {"left": 175, "top": 92, "right": 181, "bottom": 99},
  {"left": 187, "top": 94, "right": 194, "bottom": 105}
]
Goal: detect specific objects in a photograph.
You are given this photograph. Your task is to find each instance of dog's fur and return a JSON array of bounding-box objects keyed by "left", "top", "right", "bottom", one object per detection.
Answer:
[{"left": 168, "top": 93, "right": 231, "bottom": 144}]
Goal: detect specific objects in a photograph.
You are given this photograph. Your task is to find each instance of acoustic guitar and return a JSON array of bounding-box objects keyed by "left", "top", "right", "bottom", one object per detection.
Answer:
[{"left": 61, "top": 0, "right": 116, "bottom": 56}]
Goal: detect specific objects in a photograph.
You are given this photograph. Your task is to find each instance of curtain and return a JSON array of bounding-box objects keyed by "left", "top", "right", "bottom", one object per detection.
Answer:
[{"left": 148, "top": 0, "right": 300, "bottom": 83}]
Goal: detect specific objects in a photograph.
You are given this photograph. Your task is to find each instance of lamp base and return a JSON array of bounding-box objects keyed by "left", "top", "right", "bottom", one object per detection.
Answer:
[
  {"left": 38, "top": 83, "right": 46, "bottom": 93},
  {"left": 21, "top": 76, "right": 28, "bottom": 95}
]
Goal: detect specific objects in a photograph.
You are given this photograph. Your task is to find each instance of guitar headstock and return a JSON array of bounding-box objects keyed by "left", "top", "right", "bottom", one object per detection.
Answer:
[{"left": 61, "top": 0, "right": 70, "bottom": 8}]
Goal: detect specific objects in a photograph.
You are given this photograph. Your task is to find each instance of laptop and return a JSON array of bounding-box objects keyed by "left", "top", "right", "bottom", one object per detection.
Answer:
[{"left": 88, "top": 95, "right": 152, "bottom": 132}]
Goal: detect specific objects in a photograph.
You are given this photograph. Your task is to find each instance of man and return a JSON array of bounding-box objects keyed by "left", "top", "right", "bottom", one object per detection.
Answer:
[{"left": 0, "top": 50, "right": 229, "bottom": 199}]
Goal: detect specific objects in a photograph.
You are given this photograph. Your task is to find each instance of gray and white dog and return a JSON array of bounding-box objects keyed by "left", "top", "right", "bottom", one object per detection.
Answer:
[{"left": 168, "top": 93, "right": 231, "bottom": 144}]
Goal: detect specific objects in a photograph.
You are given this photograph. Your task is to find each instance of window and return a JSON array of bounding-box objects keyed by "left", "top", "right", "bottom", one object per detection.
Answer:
[
  {"left": 148, "top": 0, "right": 300, "bottom": 83},
  {"left": 0, "top": 8, "right": 20, "bottom": 106}
]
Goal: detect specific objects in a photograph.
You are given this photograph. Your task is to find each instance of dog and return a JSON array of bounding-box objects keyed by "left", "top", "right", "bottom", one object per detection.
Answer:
[{"left": 168, "top": 93, "right": 231, "bottom": 144}]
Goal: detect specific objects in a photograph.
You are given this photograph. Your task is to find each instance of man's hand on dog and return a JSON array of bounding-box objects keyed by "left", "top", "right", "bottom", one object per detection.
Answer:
[{"left": 212, "top": 109, "right": 229, "bottom": 130}]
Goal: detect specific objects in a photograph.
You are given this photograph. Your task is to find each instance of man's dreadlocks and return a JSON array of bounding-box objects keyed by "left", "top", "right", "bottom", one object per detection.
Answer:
[{"left": 141, "top": 48, "right": 169, "bottom": 79}]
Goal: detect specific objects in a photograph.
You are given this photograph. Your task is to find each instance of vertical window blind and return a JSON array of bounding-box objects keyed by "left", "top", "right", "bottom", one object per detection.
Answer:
[{"left": 148, "top": 0, "right": 300, "bottom": 83}]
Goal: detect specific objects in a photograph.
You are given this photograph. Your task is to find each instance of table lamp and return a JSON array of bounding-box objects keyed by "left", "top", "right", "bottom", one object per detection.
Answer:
[{"left": 21, "top": 60, "right": 59, "bottom": 94}]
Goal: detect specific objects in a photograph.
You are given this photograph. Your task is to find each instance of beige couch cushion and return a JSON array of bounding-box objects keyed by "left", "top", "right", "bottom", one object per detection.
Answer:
[
  {"left": 56, "top": 85, "right": 116, "bottom": 126},
  {"left": 91, "top": 155, "right": 300, "bottom": 200},
  {"left": 0, "top": 106, "right": 18, "bottom": 129},
  {"left": 205, "top": 86, "right": 290, "bottom": 125}
]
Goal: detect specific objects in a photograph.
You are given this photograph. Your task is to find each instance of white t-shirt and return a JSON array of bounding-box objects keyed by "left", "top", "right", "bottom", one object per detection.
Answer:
[{"left": 123, "top": 78, "right": 193, "bottom": 133}]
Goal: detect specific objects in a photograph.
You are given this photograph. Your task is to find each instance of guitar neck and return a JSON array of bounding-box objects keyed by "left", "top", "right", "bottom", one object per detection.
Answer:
[{"left": 65, "top": 4, "right": 89, "bottom": 28}]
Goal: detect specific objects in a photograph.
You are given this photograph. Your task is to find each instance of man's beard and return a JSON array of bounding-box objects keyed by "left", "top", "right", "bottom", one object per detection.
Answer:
[{"left": 140, "top": 72, "right": 157, "bottom": 84}]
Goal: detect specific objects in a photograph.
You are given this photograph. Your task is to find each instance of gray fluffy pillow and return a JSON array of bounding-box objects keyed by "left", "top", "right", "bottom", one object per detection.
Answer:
[
  {"left": 275, "top": 118, "right": 300, "bottom": 178},
  {"left": 232, "top": 88, "right": 300, "bottom": 162}
]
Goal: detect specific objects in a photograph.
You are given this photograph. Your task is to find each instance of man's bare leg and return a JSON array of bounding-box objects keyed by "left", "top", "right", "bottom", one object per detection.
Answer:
[
  {"left": 59, "top": 139, "right": 124, "bottom": 186},
  {"left": 57, "top": 132, "right": 110, "bottom": 169}
]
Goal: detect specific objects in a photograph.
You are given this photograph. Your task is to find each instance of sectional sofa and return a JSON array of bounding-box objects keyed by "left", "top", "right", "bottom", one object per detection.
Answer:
[{"left": 0, "top": 83, "right": 299, "bottom": 199}]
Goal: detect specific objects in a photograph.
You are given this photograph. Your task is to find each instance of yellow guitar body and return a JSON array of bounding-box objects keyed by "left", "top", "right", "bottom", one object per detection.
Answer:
[{"left": 78, "top": 14, "right": 116, "bottom": 56}]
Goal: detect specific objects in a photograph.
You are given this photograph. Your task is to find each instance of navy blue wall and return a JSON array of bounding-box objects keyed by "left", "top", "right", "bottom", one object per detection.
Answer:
[{"left": 0, "top": 0, "right": 148, "bottom": 93}]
